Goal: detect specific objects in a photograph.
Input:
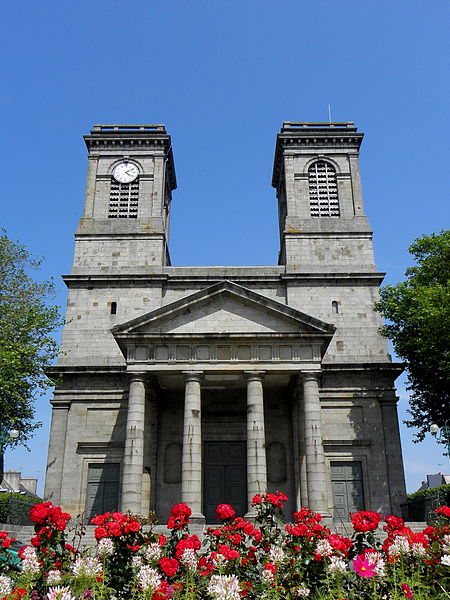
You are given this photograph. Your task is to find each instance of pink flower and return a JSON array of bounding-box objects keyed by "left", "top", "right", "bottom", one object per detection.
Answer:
[
  {"left": 352, "top": 554, "right": 377, "bottom": 578},
  {"left": 401, "top": 583, "right": 413, "bottom": 598}
]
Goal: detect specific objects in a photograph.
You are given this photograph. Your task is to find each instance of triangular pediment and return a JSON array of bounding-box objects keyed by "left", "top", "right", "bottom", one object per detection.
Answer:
[{"left": 112, "top": 280, "right": 335, "bottom": 337}]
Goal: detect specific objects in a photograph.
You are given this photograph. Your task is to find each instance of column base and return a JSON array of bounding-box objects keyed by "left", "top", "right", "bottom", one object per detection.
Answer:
[
  {"left": 189, "top": 512, "right": 206, "bottom": 526},
  {"left": 244, "top": 511, "right": 258, "bottom": 522}
]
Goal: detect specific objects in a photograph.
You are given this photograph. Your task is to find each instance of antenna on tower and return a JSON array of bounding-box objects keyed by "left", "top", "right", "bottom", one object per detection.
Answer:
[{"left": 328, "top": 104, "right": 333, "bottom": 123}]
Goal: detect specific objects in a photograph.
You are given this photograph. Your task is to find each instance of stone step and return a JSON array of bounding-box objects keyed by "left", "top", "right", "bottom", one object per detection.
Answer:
[{"left": 1, "top": 521, "right": 430, "bottom": 550}]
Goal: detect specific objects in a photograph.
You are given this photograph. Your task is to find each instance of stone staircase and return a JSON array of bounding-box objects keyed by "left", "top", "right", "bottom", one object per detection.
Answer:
[{"left": 1, "top": 521, "right": 428, "bottom": 549}]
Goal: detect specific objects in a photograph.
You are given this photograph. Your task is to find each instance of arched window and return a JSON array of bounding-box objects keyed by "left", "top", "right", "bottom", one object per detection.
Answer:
[{"left": 308, "top": 161, "right": 340, "bottom": 217}]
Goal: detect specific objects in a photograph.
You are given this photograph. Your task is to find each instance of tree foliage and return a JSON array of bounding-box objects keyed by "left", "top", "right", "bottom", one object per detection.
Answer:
[
  {"left": 375, "top": 230, "right": 450, "bottom": 441},
  {"left": 0, "top": 231, "right": 62, "bottom": 469}
]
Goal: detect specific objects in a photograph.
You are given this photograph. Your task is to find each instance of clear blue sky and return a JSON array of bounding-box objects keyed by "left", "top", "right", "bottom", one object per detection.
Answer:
[{"left": 2, "top": 1, "right": 449, "bottom": 496}]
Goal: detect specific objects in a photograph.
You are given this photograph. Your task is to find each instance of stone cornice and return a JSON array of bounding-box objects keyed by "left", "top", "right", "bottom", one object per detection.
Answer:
[
  {"left": 61, "top": 271, "right": 386, "bottom": 288},
  {"left": 83, "top": 124, "right": 176, "bottom": 190},
  {"left": 272, "top": 122, "right": 364, "bottom": 188},
  {"left": 322, "top": 362, "right": 404, "bottom": 375}
]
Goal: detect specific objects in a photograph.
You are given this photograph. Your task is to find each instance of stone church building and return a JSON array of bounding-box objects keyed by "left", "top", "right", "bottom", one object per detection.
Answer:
[{"left": 44, "top": 122, "right": 406, "bottom": 524}]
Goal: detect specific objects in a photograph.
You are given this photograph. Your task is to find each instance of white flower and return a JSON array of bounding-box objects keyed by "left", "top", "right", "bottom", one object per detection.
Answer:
[
  {"left": 21, "top": 545, "right": 41, "bottom": 574},
  {"left": 207, "top": 574, "right": 241, "bottom": 600},
  {"left": 180, "top": 548, "right": 198, "bottom": 570},
  {"left": 46, "top": 586, "right": 76, "bottom": 600},
  {"left": 0, "top": 575, "right": 13, "bottom": 598},
  {"left": 47, "top": 570, "right": 62, "bottom": 585},
  {"left": 212, "top": 553, "right": 225, "bottom": 566},
  {"left": 268, "top": 545, "right": 285, "bottom": 565},
  {"left": 261, "top": 569, "right": 274, "bottom": 584},
  {"left": 363, "top": 551, "right": 386, "bottom": 576},
  {"left": 315, "top": 539, "right": 333, "bottom": 557},
  {"left": 441, "top": 554, "right": 450, "bottom": 566},
  {"left": 71, "top": 556, "right": 102, "bottom": 577},
  {"left": 137, "top": 565, "right": 161, "bottom": 592},
  {"left": 144, "top": 542, "right": 162, "bottom": 562},
  {"left": 388, "top": 536, "right": 410, "bottom": 557},
  {"left": 296, "top": 586, "right": 310, "bottom": 597},
  {"left": 96, "top": 537, "right": 114, "bottom": 557},
  {"left": 411, "top": 543, "right": 427, "bottom": 557},
  {"left": 328, "top": 555, "right": 347, "bottom": 573},
  {"left": 132, "top": 555, "right": 144, "bottom": 569},
  {"left": 442, "top": 535, "right": 450, "bottom": 554}
]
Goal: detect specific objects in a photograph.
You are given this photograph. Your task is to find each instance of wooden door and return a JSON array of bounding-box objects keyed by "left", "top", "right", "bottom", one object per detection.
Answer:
[
  {"left": 204, "top": 441, "right": 247, "bottom": 522},
  {"left": 331, "top": 461, "right": 365, "bottom": 520},
  {"left": 86, "top": 463, "right": 120, "bottom": 521}
]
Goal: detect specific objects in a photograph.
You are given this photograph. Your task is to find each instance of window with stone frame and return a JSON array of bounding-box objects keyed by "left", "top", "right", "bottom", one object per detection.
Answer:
[
  {"left": 108, "top": 179, "right": 139, "bottom": 218},
  {"left": 308, "top": 160, "right": 340, "bottom": 217}
]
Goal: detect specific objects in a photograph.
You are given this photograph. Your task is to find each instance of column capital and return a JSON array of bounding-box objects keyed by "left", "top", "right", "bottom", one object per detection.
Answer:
[
  {"left": 244, "top": 370, "right": 266, "bottom": 381},
  {"left": 301, "top": 371, "right": 321, "bottom": 383},
  {"left": 128, "top": 372, "right": 147, "bottom": 383},
  {"left": 182, "top": 371, "right": 203, "bottom": 383}
]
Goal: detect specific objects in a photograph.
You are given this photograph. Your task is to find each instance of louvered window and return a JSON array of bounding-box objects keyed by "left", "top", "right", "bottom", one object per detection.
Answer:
[
  {"left": 308, "top": 161, "right": 340, "bottom": 217},
  {"left": 108, "top": 180, "right": 139, "bottom": 218}
]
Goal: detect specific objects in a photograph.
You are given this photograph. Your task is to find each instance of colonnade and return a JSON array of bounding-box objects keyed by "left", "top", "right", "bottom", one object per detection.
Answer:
[{"left": 121, "top": 370, "right": 329, "bottom": 519}]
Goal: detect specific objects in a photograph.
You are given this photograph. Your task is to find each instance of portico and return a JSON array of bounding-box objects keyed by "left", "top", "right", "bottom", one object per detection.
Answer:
[{"left": 113, "top": 280, "right": 334, "bottom": 522}]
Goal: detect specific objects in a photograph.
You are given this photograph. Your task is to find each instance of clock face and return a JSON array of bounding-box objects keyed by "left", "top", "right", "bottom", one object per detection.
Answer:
[{"left": 112, "top": 162, "right": 139, "bottom": 183}]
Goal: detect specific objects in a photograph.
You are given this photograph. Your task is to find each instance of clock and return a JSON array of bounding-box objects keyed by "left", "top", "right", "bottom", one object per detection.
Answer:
[{"left": 112, "top": 161, "right": 139, "bottom": 183}]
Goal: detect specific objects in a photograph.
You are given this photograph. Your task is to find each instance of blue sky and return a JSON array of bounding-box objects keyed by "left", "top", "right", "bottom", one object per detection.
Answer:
[{"left": 2, "top": 0, "right": 449, "bottom": 496}]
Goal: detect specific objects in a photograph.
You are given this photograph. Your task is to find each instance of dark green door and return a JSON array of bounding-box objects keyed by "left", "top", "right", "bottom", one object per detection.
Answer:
[
  {"left": 86, "top": 463, "right": 120, "bottom": 521},
  {"left": 204, "top": 441, "right": 247, "bottom": 523},
  {"left": 331, "top": 461, "right": 365, "bottom": 520}
]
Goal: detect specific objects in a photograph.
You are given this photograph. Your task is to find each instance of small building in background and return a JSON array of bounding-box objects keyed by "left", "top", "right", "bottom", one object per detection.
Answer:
[{"left": 0, "top": 471, "right": 39, "bottom": 498}]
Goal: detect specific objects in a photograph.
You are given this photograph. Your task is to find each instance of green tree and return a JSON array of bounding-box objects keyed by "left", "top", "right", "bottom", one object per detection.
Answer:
[
  {"left": 0, "top": 231, "right": 62, "bottom": 481},
  {"left": 375, "top": 230, "right": 450, "bottom": 441}
]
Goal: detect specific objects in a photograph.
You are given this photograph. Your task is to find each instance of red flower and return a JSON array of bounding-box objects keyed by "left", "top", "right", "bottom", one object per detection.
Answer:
[
  {"left": 159, "top": 557, "right": 179, "bottom": 577},
  {"left": 251, "top": 495, "right": 262, "bottom": 505},
  {"left": 215, "top": 503, "right": 236, "bottom": 521},
  {"left": 107, "top": 521, "right": 122, "bottom": 536},
  {"left": 264, "top": 562, "right": 276, "bottom": 574},
  {"left": 171, "top": 503, "right": 192, "bottom": 519},
  {"left": 265, "top": 492, "right": 288, "bottom": 508},
  {"left": 175, "top": 535, "right": 201, "bottom": 559},
  {"left": 94, "top": 526, "right": 108, "bottom": 539},
  {"left": 218, "top": 544, "right": 240, "bottom": 560},
  {"left": 401, "top": 583, "right": 413, "bottom": 598},
  {"left": 350, "top": 511, "right": 382, "bottom": 533},
  {"left": 125, "top": 520, "right": 141, "bottom": 533},
  {"left": 436, "top": 505, "right": 450, "bottom": 518},
  {"left": 384, "top": 515, "right": 405, "bottom": 532},
  {"left": 9, "top": 589, "right": 27, "bottom": 599}
]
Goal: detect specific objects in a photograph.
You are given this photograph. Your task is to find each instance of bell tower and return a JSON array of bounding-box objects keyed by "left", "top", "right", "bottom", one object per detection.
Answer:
[
  {"left": 272, "top": 122, "right": 376, "bottom": 272},
  {"left": 72, "top": 125, "right": 176, "bottom": 274}
]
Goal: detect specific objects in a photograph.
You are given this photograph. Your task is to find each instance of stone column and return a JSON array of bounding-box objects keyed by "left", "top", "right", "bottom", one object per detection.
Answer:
[
  {"left": 122, "top": 373, "right": 146, "bottom": 514},
  {"left": 245, "top": 371, "right": 267, "bottom": 510},
  {"left": 302, "top": 372, "right": 329, "bottom": 516},
  {"left": 181, "top": 371, "right": 204, "bottom": 521}
]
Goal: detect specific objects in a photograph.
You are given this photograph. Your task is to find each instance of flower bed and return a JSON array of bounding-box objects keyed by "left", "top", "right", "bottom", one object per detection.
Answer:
[{"left": 1, "top": 493, "right": 450, "bottom": 599}]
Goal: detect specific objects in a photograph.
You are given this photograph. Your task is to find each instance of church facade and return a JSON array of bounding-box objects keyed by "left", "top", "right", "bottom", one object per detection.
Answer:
[{"left": 44, "top": 122, "right": 406, "bottom": 523}]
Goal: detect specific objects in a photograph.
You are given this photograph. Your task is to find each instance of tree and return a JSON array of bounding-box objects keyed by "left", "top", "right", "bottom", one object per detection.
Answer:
[
  {"left": 375, "top": 230, "right": 450, "bottom": 441},
  {"left": 0, "top": 231, "right": 62, "bottom": 482}
]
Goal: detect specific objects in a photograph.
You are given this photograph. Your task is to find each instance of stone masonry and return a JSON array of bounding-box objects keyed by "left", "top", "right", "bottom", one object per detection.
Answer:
[{"left": 45, "top": 123, "right": 407, "bottom": 524}]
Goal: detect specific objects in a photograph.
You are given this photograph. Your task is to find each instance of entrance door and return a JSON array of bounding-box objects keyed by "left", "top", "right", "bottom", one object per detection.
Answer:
[
  {"left": 331, "top": 461, "right": 365, "bottom": 520},
  {"left": 204, "top": 441, "right": 247, "bottom": 523},
  {"left": 86, "top": 463, "right": 120, "bottom": 521}
]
